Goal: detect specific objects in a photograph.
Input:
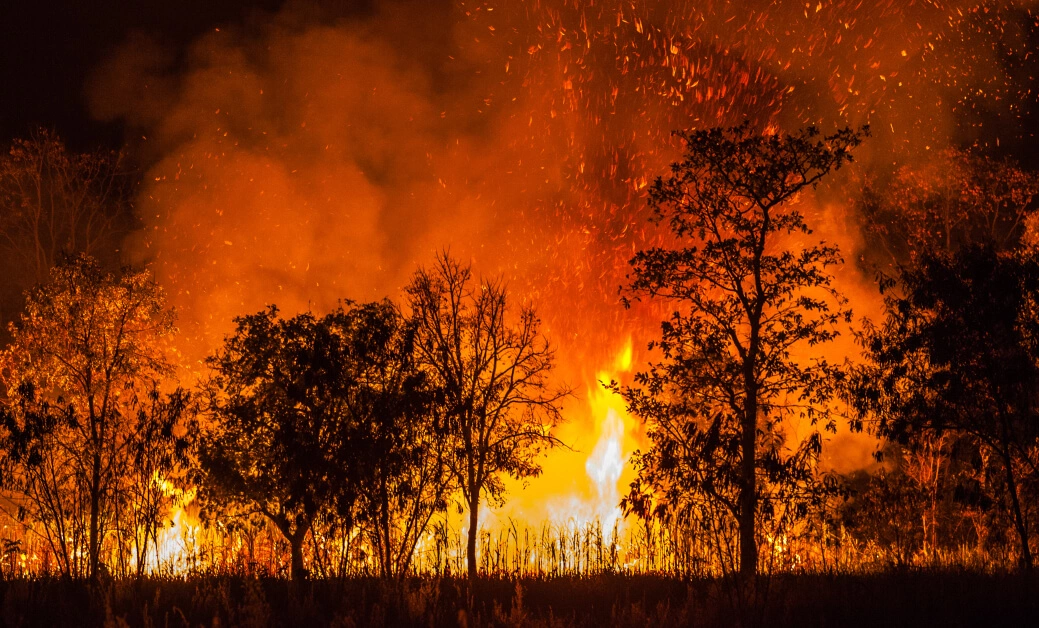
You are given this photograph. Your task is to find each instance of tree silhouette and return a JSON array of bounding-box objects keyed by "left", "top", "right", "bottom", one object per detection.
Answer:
[
  {"left": 197, "top": 301, "right": 419, "bottom": 580},
  {"left": 0, "top": 130, "right": 134, "bottom": 328},
  {"left": 850, "top": 244, "right": 1039, "bottom": 570},
  {"left": 405, "top": 253, "right": 569, "bottom": 583},
  {"left": 0, "top": 255, "right": 178, "bottom": 579},
  {"left": 854, "top": 147, "right": 1039, "bottom": 563},
  {"left": 345, "top": 303, "right": 450, "bottom": 578},
  {"left": 119, "top": 389, "right": 193, "bottom": 576},
  {"left": 618, "top": 123, "right": 864, "bottom": 579}
]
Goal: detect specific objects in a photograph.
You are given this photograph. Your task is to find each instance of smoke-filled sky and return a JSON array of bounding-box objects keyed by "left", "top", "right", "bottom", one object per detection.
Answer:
[{"left": 4, "top": 0, "right": 1039, "bottom": 520}]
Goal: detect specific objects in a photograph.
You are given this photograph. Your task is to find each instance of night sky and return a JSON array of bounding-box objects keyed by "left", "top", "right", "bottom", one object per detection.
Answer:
[
  {"left": 0, "top": 1, "right": 375, "bottom": 149},
  {"left": 3, "top": 1, "right": 1038, "bottom": 163}
]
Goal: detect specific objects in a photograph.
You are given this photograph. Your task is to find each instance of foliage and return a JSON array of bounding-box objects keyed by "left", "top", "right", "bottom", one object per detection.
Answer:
[
  {"left": 618, "top": 123, "right": 864, "bottom": 578},
  {"left": 859, "top": 147, "right": 1039, "bottom": 264},
  {"left": 404, "top": 252, "right": 570, "bottom": 582},
  {"left": 117, "top": 388, "right": 194, "bottom": 576},
  {"left": 348, "top": 302, "right": 451, "bottom": 578},
  {"left": 197, "top": 301, "right": 445, "bottom": 580},
  {"left": 850, "top": 244, "right": 1039, "bottom": 570},
  {"left": 0, "top": 255, "right": 182, "bottom": 578}
]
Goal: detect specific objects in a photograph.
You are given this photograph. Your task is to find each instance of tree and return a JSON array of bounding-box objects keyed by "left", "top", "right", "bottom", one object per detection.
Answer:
[
  {"left": 350, "top": 305, "right": 452, "bottom": 578},
  {"left": 0, "top": 130, "right": 134, "bottom": 326},
  {"left": 197, "top": 301, "right": 416, "bottom": 580},
  {"left": 118, "top": 389, "right": 193, "bottom": 576},
  {"left": 404, "top": 253, "right": 569, "bottom": 583},
  {"left": 0, "top": 255, "right": 178, "bottom": 579},
  {"left": 854, "top": 147, "right": 1039, "bottom": 565},
  {"left": 617, "top": 123, "right": 864, "bottom": 579},
  {"left": 859, "top": 147, "right": 1039, "bottom": 265},
  {"left": 850, "top": 244, "right": 1039, "bottom": 570},
  {"left": 294, "top": 300, "right": 453, "bottom": 579}
]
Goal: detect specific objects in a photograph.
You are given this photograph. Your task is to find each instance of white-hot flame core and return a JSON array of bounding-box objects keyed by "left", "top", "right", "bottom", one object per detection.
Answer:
[
  {"left": 564, "top": 339, "right": 637, "bottom": 535},
  {"left": 584, "top": 407, "right": 627, "bottom": 533}
]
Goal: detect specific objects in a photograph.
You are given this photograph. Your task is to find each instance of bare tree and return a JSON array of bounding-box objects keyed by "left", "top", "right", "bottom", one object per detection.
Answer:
[
  {"left": 0, "top": 130, "right": 134, "bottom": 290},
  {"left": 404, "top": 253, "right": 570, "bottom": 583}
]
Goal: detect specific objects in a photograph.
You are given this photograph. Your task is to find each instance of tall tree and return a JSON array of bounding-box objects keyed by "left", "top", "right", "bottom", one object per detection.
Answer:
[
  {"left": 850, "top": 245, "right": 1039, "bottom": 570},
  {"left": 618, "top": 123, "right": 864, "bottom": 579},
  {"left": 405, "top": 253, "right": 569, "bottom": 583},
  {"left": 197, "top": 301, "right": 413, "bottom": 580},
  {"left": 351, "top": 306, "right": 451, "bottom": 578},
  {"left": 0, "top": 255, "right": 177, "bottom": 579},
  {"left": 0, "top": 130, "right": 134, "bottom": 325}
]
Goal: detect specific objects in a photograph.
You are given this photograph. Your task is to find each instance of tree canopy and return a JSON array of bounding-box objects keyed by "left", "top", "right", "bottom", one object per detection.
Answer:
[
  {"left": 618, "top": 123, "right": 865, "bottom": 578},
  {"left": 850, "top": 244, "right": 1039, "bottom": 570},
  {"left": 196, "top": 300, "right": 444, "bottom": 580},
  {"left": 0, "top": 254, "right": 181, "bottom": 579}
]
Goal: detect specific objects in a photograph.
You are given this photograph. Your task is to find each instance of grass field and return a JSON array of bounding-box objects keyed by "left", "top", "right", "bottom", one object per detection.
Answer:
[{"left": 0, "top": 571, "right": 1035, "bottom": 627}]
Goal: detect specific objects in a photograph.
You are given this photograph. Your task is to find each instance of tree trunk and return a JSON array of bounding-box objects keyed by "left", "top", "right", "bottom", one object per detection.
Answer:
[
  {"left": 467, "top": 495, "right": 480, "bottom": 583},
  {"left": 379, "top": 475, "right": 391, "bottom": 578},
  {"left": 89, "top": 451, "right": 102, "bottom": 580},
  {"left": 739, "top": 382, "right": 758, "bottom": 580},
  {"left": 290, "top": 531, "right": 308, "bottom": 581},
  {"left": 1003, "top": 451, "right": 1032, "bottom": 571}
]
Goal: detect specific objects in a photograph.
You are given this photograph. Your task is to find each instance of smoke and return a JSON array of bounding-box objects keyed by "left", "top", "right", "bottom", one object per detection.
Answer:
[{"left": 87, "top": 0, "right": 1037, "bottom": 490}]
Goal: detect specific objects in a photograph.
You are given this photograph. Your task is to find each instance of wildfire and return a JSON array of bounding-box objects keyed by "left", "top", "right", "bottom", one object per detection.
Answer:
[
  {"left": 142, "top": 474, "right": 198, "bottom": 575},
  {"left": 30, "top": 0, "right": 1029, "bottom": 578},
  {"left": 495, "top": 340, "right": 642, "bottom": 541},
  {"left": 582, "top": 341, "right": 636, "bottom": 534},
  {"left": 584, "top": 409, "right": 626, "bottom": 531}
]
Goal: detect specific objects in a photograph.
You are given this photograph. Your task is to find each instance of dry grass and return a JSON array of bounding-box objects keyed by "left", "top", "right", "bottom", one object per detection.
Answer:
[{"left": 0, "top": 571, "right": 1035, "bottom": 627}]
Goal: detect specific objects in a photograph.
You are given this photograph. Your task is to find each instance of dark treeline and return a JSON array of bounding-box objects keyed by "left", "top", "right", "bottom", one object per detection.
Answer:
[
  {"left": 0, "top": 250, "right": 567, "bottom": 583},
  {"left": 0, "top": 124, "right": 1038, "bottom": 593}
]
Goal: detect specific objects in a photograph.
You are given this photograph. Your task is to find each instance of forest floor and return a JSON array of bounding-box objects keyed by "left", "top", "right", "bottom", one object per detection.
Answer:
[{"left": 0, "top": 571, "right": 1035, "bottom": 627}]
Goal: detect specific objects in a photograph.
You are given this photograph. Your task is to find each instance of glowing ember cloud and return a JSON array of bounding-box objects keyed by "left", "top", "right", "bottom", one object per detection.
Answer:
[{"left": 82, "top": 0, "right": 1039, "bottom": 557}]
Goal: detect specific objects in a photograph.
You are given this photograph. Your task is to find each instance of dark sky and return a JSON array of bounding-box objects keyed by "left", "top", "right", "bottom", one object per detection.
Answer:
[
  {"left": 2, "top": 1, "right": 1037, "bottom": 165},
  {"left": 0, "top": 0, "right": 376, "bottom": 149}
]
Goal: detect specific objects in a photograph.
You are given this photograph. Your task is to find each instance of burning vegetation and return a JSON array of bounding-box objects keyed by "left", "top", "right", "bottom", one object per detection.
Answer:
[{"left": 0, "top": 0, "right": 1038, "bottom": 625}]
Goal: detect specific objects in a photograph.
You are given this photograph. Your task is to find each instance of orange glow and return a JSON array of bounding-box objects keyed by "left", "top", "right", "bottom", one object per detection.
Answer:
[
  {"left": 581, "top": 341, "right": 636, "bottom": 534},
  {"left": 143, "top": 474, "right": 198, "bottom": 574},
  {"left": 47, "top": 0, "right": 1025, "bottom": 576},
  {"left": 492, "top": 339, "right": 642, "bottom": 541}
]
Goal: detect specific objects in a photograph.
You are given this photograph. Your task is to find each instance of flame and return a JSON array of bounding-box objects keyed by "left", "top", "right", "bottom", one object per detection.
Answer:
[
  {"left": 584, "top": 408, "right": 627, "bottom": 532},
  {"left": 497, "top": 340, "right": 641, "bottom": 536},
  {"left": 151, "top": 504, "right": 198, "bottom": 573},
  {"left": 581, "top": 341, "right": 636, "bottom": 533},
  {"left": 66, "top": 0, "right": 1033, "bottom": 575},
  {"left": 142, "top": 474, "right": 198, "bottom": 574}
]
